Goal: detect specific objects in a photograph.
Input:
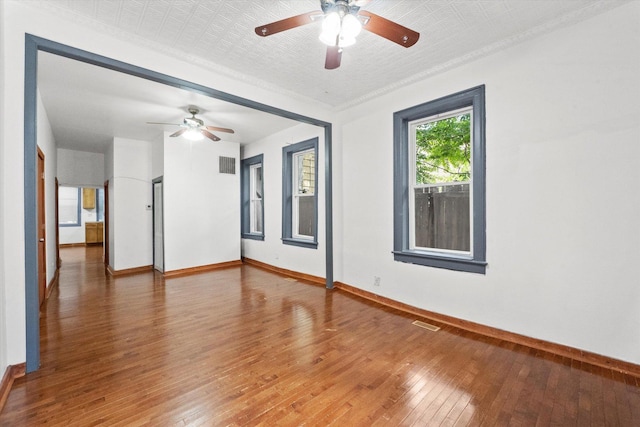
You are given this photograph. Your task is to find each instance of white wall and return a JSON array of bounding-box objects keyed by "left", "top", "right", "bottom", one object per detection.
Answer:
[
  {"left": 57, "top": 148, "right": 104, "bottom": 187},
  {"left": 36, "top": 91, "right": 58, "bottom": 284},
  {"left": 0, "top": 0, "right": 7, "bottom": 373},
  {"left": 241, "top": 123, "right": 326, "bottom": 278},
  {"left": 337, "top": 3, "right": 640, "bottom": 364},
  {"left": 112, "top": 137, "right": 153, "bottom": 271},
  {"left": 151, "top": 133, "right": 163, "bottom": 180},
  {"left": 104, "top": 142, "right": 115, "bottom": 266},
  {"left": 163, "top": 134, "right": 240, "bottom": 271}
]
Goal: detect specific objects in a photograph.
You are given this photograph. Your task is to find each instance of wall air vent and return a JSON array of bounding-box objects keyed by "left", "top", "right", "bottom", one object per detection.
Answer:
[{"left": 219, "top": 156, "right": 236, "bottom": 174}]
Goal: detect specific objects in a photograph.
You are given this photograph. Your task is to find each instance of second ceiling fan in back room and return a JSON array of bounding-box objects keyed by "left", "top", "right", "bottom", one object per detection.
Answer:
[
  {"left": 255, "top": 0, "right": 420, "bottom": 70},
  {"left": 147, "top": 107, "right": 235, "bottom": 142}
]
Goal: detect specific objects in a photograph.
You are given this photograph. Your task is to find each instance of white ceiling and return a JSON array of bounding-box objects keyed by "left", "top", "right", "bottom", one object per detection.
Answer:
[
  {"left": 28, "top": 0, "right": 627, "bottom": 153},
  {"left": 38, "top": 52, "right": 300, "bottom": 153}
]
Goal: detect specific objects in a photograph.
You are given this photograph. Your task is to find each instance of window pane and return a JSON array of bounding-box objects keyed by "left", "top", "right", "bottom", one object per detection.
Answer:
[
  {"left": 251, "top": 200, "right": 263, "bottom": 233},
  {"left": 59, "top": 186, "right": 80, "bottom": 225},
  {"left": 415, "top": 113, "right": 471, "bottom": 185},
  {"left": 295, "top": 151, "right": 315, "bottom": 195},
  {"left": 96, "top": 188, "right": 104, "bottom": 221},
  {"left": 414, "top": 184, "right": 470, "bottom": 251},
  {"left": 254, "top": 166, "right": 263, "bottom": 199},
  {"left": 297, "top": 196, "right": 315, "bottom": 237}
]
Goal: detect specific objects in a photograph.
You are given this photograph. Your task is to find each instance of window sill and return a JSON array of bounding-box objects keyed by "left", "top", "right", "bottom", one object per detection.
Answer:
[
  {"left": 393, "top": 250, "right": 486, "bottom": 274},
  {"left": 242, "top": 233, "right": 264, "bottom": 241},
  {"left": 282, "top": 237, "right": 318, "bottom": 249}
]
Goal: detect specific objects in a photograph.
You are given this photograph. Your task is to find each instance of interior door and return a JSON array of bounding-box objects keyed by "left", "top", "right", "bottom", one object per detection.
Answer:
[
  {"left": 37, "top": 148, "right": 47, "bottom": 307},
  {"left": 153, "top": 178, "right": 164, "bottom": 272}
]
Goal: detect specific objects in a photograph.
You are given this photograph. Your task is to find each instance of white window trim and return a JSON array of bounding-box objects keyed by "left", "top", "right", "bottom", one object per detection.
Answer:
[
  {"left": 249, "top": 163, "right": 263, "bottom": 234},
  {"left": 292, "top": 148, "right": 315, "bottom": 240},
  {"left": 241, "top": 154, "right": 264, "bottom": 240},
  {"left": 408, "top": 106, "right": 474, "bottom": 256}
]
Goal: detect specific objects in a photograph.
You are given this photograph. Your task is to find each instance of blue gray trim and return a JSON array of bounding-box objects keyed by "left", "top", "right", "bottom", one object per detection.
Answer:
[
  {"left": 240, "top": 154, "right": 264, "bottom": 240},
  {"left": 282, "top": 138, "right": 319, "bottom": 249},
  {"left": 24, "top": 35, "right": 335, "bottom": 371},
  {"left": 24, "top": 35, "right": 39, "bottom": 372},
  {"left": 393, "top": 85, "right": 487, "bottom": 274},
  {"left": 58, "top": 187, "right": 82, "bottom": 227},
  {"left": 324, "top": 126, "right": 333, "bottom": 288}
]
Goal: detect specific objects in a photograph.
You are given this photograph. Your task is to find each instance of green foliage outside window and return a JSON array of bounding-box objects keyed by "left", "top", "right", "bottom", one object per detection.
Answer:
[{"left": 415, "top": 113, "right": 471, "bottom": 184}]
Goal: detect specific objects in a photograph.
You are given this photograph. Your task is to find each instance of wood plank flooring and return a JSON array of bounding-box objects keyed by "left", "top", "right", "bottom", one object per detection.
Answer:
[{"left": 1, "top": 246, "right": 639, "bottom": 425}]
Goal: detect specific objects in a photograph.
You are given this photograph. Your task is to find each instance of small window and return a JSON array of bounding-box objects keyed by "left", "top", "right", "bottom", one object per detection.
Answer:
[
  {"left": 59, "top": 186, "right": 81, "bottom": 227},
  {"left": 282, "top": 138, "right": 318, "bottom": 248},
  {"left": 393, "top": 86, "right": 486, "bottom": 273},
  {"left": 241, "top": 154, "right": 264, "bottom": 240},
  {"left": 96, "top": 188, "right": 105, "bottom": 222}
]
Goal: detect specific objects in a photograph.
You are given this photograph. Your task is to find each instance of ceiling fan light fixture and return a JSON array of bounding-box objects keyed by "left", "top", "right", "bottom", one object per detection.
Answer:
[
  {"left": 338, "top": 35, "right": 356, "bottom": 48},
  {"left": 341, "top": 13, "right": 362, "bottom": 38},
  {"left": 319, "top": 32, "right": 337, "bottom": 46},
  {"left": 184, "top": 128, "right": 204, "bottom": 141},
  {"left": 319, "top": 12, "right": 341, "bottom": 46}
]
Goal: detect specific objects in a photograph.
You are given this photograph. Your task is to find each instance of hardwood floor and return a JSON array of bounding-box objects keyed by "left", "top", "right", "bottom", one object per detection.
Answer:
[{"left": 1, "top": 246, "right": 639, "bottom": 426}]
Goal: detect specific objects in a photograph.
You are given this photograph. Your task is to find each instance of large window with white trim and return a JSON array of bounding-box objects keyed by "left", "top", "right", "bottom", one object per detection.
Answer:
[
  {"left": 410, "top": 107, "right": 472, "bottom": 254},
  {"left": 282, "top": 138, "right": 318, "bottom": 248},
  {"left": 394, "top": 85, "right": 486, "bottom": 273}
]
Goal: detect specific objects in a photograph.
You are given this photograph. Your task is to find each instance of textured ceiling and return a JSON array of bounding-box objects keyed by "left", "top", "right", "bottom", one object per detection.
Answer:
[
  {"left": 23, "top": 0, "right": 629, "bottom": 153},
  {"left": 24, "top": 0, "right": 627, "bottom": 109}
]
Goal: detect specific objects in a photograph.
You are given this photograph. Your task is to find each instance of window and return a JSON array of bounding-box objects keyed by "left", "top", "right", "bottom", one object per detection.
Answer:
[
  {"left": 282, "top": 138, "right": 318, "bottom": 248},
  {"left": 96, "top": 188, "right": 105, "bottom": 222},
  {"left": 59, "top": 186, "right": 81, "bottom": 227},
  {"left": 241, "top": 154, "right": 264, "bottom": 240},
  {"left": 393, "top": 85, "right": 486, "bottom": 273}
]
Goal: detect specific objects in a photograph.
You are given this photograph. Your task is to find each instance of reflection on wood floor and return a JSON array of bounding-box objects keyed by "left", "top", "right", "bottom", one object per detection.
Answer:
[{"left": 1, "top": 246, "right": 639, "bottom": 425}]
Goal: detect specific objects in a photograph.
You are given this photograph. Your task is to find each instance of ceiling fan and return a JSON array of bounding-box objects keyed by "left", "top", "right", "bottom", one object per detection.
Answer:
[
  {"left": 147, "top": 107, "right": 235, "bottom": 142},
  {"left": 255, "top": 0, "right": 419, "bottom": 70}
]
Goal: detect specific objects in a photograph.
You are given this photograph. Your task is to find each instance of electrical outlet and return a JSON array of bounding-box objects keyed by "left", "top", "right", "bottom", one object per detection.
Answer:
[{"left": 373, "top": 276, "right": 381, "bottom": 287}]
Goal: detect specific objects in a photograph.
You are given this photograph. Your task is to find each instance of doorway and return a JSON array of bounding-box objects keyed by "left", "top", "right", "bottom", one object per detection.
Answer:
[
  {"left": 24, "top": 34, "right": 333, "bottom": 373},
  {"left": 37, "top": 147, "right": 46, "bottom": 308}
]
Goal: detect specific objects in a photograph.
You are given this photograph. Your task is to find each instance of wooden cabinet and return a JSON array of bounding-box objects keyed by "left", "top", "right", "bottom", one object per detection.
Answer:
[
  {"left": 85, "top": 222, "right": 103, "bottom": 244},
  {"left": 83, "top": 188, "right": 96, "bottom": 209}
]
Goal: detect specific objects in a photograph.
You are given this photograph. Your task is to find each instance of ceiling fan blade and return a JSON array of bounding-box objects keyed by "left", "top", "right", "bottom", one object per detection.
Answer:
[
  {"left": 255, "top": 11, "right": 319, "bottom": 37},
  {"left": 201, "top": 130, "right": 221, "bottom": 142},
  {"left": 205, "top": 125, "right": 235, "bottom": 134},
  {"left": 359, "top": 11, "right": 420, "bottom": 48},
  {"left": 147, "top": 122, "right": 181, "bottom": 126},
  {"left": 325, "top": 46, "right": 342, "bottom": 70},
  {"left": 170, "top": 129, "right": 187, "bottom": 138}
]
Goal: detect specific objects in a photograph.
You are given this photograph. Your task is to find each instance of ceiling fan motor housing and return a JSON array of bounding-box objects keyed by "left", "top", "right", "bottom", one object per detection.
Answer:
[
  {"left": 321, "top": 0, "right": 360, "bottom": 16},
  {"left": 185, "top": 108, "right": 204, "bottom": 127}
]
